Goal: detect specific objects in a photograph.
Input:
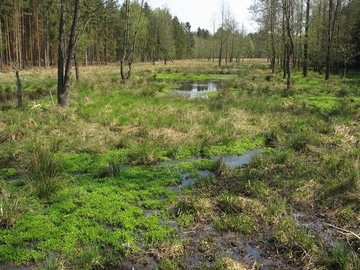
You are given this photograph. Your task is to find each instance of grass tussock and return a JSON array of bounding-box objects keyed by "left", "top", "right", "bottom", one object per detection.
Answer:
[{"left": 22, "top": 146, "right": 68, "bottom": 199}]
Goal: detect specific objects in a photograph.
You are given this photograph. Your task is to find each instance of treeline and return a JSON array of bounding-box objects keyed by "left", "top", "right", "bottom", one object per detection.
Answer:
[
  {"left": 250, "top": 0, "right": 360, "bottom": 81},
  {"left": 0, "top": 0, "right": 254, "bottom": 70},
  {"left": 0, "top": 0, "right": 359, "bottom": 75}
]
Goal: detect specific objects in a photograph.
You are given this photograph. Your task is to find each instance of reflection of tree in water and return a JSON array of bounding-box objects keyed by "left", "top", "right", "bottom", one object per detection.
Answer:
[
  {"left": 174, "top": 80, "right": 221, "bottom": 98},
  {"left": 180, "top": 81, "right": 220, "bottom": 92},
  {"left": 195, "top": 85, "right": 208, "bottom": 92}
]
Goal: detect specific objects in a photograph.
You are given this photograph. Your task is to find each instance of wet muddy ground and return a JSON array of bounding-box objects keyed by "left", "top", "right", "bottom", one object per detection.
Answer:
[
  {"left": 118, "top": 216, "right": 307, "bottom": 270},
  {"left": 117, "top": 150, "right": 339, "bottom": 270},
  {"left": 116, "top": 211, "right": 341, "bottom": 269},
  {"left": 1, "top": 150, "right": 352, "bottom": 270}
]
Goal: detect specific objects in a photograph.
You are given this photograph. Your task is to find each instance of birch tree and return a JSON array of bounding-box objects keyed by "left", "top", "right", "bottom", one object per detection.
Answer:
[{"left": 120, "top": 0, "right": 145, "bottom": 82}]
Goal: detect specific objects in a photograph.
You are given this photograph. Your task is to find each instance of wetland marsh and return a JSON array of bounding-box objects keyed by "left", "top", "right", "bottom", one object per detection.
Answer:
[{"left": 0, "top": 60, "right": 360, "bottom": 269}]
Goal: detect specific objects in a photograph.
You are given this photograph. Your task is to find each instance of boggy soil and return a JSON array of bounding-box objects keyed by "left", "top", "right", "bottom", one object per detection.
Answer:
[
  {"left": 116, "top": 205, "right": 350, "bottom": 270},
  {"left": 116, "top": 213, "right": 327, "bottom": 269},
  {"left": 116, "top": 179, "right": 344, "bottom": 269}
]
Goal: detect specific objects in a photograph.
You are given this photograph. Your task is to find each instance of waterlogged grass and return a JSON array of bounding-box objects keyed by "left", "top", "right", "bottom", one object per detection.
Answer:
[{"left": 1, "top": 60, "right": 360, "bottom": 268}]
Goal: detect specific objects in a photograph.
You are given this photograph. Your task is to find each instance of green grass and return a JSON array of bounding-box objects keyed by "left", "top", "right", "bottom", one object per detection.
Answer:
[
  {"left": 0, "top": 60, "right": 360, "bottom": 268},
  {"left": 0, "top": 165, "right": 178, "bottom": 265}
]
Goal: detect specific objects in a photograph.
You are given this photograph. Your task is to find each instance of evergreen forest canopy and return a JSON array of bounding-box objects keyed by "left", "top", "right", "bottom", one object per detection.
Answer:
[{"left": 0, "top": 0, "right": 359, "bottom": 73}]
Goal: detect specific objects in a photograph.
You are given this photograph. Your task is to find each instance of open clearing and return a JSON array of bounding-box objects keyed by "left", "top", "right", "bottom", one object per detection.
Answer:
[{"left": 0, "top": 60, "right": 360, "bottom": 269}]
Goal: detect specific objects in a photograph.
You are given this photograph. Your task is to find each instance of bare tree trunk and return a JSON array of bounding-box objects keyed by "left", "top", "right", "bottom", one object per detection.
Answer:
[
  {"left": 282, "top": 11, "right": 287, "bottom": 79},
  {"left": 303, "top": 0, "right": 310, "bottom": 77},
  {"left": 0, "top": 20, "right": 3, "bottom": 70},
  {"left": 15, "top": 67, "right": 22, "bottom": 108},
  {"left": 325, "top": 0, "right": 333, "bottom": 80},
  {"left": 225, "top": 34, "right": 228, "bottom": 66},
  {"left": 57, "top": 0, "right": 81, "bottom": 107},
  {"left": 45, "top": 42, "right": 49, "bottom": 68},
  {"left": 57, "top": 1, "right": 65, "bottom": 105},
  {"left": 270, "top": 0, "right": 277, "bottom": 74},
  {"left": 120, "top": 0, "right": 130, "bottom": 82},
  {"left": 74, "top": 50, "right": 80, "bottom": 81},
  {"left": 5, "top": 16, "right": 12, "bottom": 66},
  {"left": 283, "top": 0, "right": 294, "bottom": 90},
  {"left": 325, "top": 0, "right": 340, "bottom": 80},
  {"left": 120, "top": 0, "right": 144, "bottom": 83}
]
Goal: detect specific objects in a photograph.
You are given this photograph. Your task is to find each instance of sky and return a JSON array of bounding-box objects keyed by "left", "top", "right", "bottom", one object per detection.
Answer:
[{"left": 147, "top": 0, "right": 258, "bottom": 33}]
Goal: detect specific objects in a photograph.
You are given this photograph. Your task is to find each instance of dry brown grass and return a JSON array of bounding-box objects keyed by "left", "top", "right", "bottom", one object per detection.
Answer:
[
  {"left": 149, "top": 241, "right": 184, "bottom": 262},
  {"left": 218, "top": 256, "right": 254, "bottom": 270}
]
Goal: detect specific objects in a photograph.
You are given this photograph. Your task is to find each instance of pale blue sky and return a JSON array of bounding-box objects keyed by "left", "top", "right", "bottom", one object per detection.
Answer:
[{"left": 147, "top": 0, "right": 257, "bottom": 33}]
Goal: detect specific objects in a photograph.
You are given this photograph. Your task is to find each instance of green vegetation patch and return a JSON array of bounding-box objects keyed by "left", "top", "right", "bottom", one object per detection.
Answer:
[{"left": 0, "top": 165, "right": 178, "bottom": 265}]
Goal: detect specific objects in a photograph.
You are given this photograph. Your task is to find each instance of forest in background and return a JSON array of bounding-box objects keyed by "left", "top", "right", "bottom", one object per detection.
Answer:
[{"left": 0, "top": 0, "right": 359, "bottom": 74}]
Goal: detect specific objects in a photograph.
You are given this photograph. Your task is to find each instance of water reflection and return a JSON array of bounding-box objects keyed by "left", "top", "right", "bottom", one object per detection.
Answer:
[
  {"left": 173, "top": 80, "right": 221, "bottom": 98},
  {"left": 212, "top": 148, "right": 261, "bottom": 169}
]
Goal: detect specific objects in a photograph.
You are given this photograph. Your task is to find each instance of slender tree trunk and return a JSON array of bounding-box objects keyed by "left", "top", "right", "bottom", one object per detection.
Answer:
[
  {"left": 104, "top": 14, "right": 108, "bottom": 65},
  {"left": 120, "top": 0, "right": 130, "bottom": 82},
  {"left": 283, "top": 0, "right": 294, "bottom": 90},
  {"left": 57, "top": 0, "right": 81, "bottom": 107},
  {"left": 5, "top": 16, "right": 12, "bottom": 65},
  {"left": 325, "top": 0, "right": 340, "bottom": 80},
  {"left": 303, "top": 0, "right": 310, "bottom": 77},
  {"left": 45, "top": 42, "right": 49, "bottom": 68},
  {"left": 282, "top": 11, "right": 287, "bottom": 79},
  {"left": 325, "top": 0, "right": 333, "bottom": 80},
  {"left": 15, "top": 68, "right": 22, "bottom": 108},
  {"left": 74, "top": 49, "right": 80, "bottom": 81},
  {"left": 120, "top": 0, "right": 144, "bottom": 82},
  {"left": 35, "top": 9, "right": 41, "bottom": 67},
  {"left": 57, "top": 0, "right": 65, "bottom": 105},
  {"left": 342, "top": 65, "right": 347, "bottom": 79},
  {"left": 270, "top": 0, "right": 276, "bottom": 74},
  {"left": 0, "top": 20, "right": 3, "bottom": 70},
  {"left": 225, "top": 34, "right": 228, "bottom": 66}
]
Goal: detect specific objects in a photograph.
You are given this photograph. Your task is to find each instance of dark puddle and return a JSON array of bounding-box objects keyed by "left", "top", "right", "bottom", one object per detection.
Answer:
[
  {"left": 212, "top": 148, "right": 260, "bottom": 169},
  {"left": 172, "top": 79, "right": 221, "bottom": 98},
  {"left": 180, "top": 224, "right": 298, "bottom": 269},
  {"left": 293, "top": 210, "right": 339, "bottom": 248},
  {"left": 158, "top": 148, "right": 261, "bottom": 192}
]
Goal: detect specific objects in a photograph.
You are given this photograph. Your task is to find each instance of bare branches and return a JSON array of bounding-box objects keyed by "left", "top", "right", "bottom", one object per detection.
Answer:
[{"left": 324, "top": 222, "right": 360, "bottom": 241}]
